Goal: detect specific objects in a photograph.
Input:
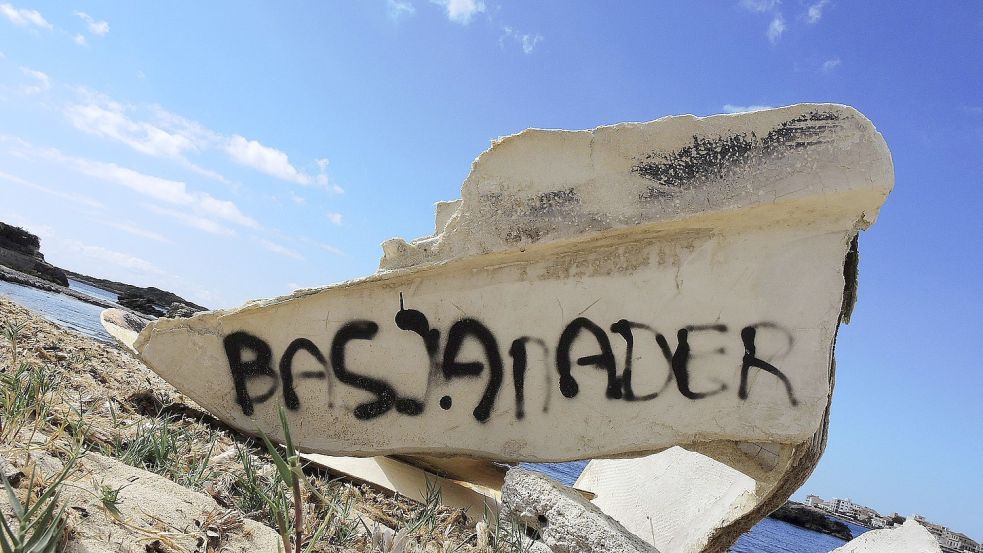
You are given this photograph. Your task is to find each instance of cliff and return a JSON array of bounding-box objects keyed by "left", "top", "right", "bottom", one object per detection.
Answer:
[
  {"left": 64, "top": 270, "right": 207, "bottom": 316},
  {"left": 0, "top": 221, "right": 206, "bottom": 317},
  {"left": 0, "top": 222, "right": 68, "bottom": 286}
]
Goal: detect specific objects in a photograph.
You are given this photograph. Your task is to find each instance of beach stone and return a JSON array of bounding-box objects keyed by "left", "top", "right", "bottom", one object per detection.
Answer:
[
  {"left": 0, "top": 454, "right": 21, "bottom": 484},
  {"left": 831, "top": 519, "right": 942, "bottom": 553},
  {"left": 4, "top": 448, "right": 281, "bottom": 552},
  {"left": 501, "top": 467, "right": 658, "bottom": 553}
]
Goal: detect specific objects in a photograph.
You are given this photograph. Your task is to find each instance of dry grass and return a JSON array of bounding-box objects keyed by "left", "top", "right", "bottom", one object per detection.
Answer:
[{"left": 0, "top": 297, "right": 537, "bottom": 552}]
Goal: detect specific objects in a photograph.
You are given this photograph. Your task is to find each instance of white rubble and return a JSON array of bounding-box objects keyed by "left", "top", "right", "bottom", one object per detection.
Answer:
[
  {"left": 574, "top": 447, "right": 759, "bottom": 553},
  {"left": 831, "top": 519, "right": 942, "bottom": 553},
  {"left": 501, "top": 468, "right": 658, "bottom": 553}
]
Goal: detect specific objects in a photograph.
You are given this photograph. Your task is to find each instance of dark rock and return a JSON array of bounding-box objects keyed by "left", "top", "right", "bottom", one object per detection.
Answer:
[
  {"left": 117, "top": 292, "right": 164, "bottom": 317},
  {"left": 0, "top": 222, "right": 68, "bottom": 286},
  {"left": 769, "top": 502, "right": 853, "bottom": 541},
  {"left": 0, "top": 222, "right": 40, "bottom": 255},
  {"left": 1, "top": 220, "right": 208, "bottom": 315},
  {"left": 65, "top": 270, "right": 207, "bottom": 312}
]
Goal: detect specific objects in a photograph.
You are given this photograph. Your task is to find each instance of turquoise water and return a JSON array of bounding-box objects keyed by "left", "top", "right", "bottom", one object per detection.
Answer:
[
  {"left": 0, "top": 279, "right": 115, "bottom": 343},
  {"left": 67, "top": 277, "right": 119, "bottom": 304},
  {"left": 523, "top": 461, "right": 868, "bottom": 552}
]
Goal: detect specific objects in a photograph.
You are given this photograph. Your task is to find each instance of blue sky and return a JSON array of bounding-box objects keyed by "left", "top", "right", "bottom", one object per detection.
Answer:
[{"left": 1, "top": 0, "right": 981, "bottom": 538}]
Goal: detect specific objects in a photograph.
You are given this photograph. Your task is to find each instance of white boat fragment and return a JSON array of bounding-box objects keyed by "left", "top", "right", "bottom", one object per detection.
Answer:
[
  {"left": 125, "top": 104, "right": 892, "bottom": 465},
  {"left": 100, "top": 307, "right": 148, "bottom": 353},
  {"left": 301, "top": 453, "right": 500, "bottom": 518},
  {"left": 105, "top": 105, "right": 894, "bottom": 552}
]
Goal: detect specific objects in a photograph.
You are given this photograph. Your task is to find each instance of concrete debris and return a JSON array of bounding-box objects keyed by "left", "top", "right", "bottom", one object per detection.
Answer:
[
  {"left": 574, "top": 447, "right": 758, "bottom": 553},
  {"left": 831, "top": 519, "right": 942, "bottom": 553},
  {"left": 501, "top": 468, "right": 659, "bottom": 553}
]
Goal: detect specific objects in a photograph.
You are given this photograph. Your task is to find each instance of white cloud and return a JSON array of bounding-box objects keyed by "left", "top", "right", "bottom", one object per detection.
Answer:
[
  {"left": 821, "top": 57, "right": 841, "bottom": 72},
  {"left": 314, "top": 158, "right": 343, "bottom": 193},
  {"left": 259, "top": 239, "right": 305, "bottom": 261},
  {"left": 73, "top": 159, "right": 258, "bottom": 228},
  {"left": 739, "top": 0, "right": 780, "bottom": 13},
  {"left": 387, "top": 0, "right": 415, "bottom": 20},
  {"left": 299, "top": 236, "right": 344, "bottom": 256},
  {"left": 767, "top": 14, "right": 786, "bottom": 43},
  {"left": 65, "top": 101, "right": 199, "bottom": 160},
  {"left": 98, "top": 220, "right": 170, "bottom": 243},
  {"left": 73, "top": 33, "right": 87, "bottom": 46},
  {"left": 738, "top": 1, "right": 788, "bottom": 43},
  {"left": 325, "top": 211, "right": 343, "bottom": 226},
  {"left": 75, "top": 11, "right": 109, "bottom": 35},
  {"left": 143, "top": 204, "right": 235, "bottom": 236},
  {"left": 225, "top": 135, "right": 313, "bottom": 186},
  {"left": 63, "top": 239, "right": 162, "bottom": 275},
  {"left": 8, "top": 140, "right": 258, "bottom": 233},
  {"left": 722, "top": 104, "right": 774, "bottom": 114},
  {"left": 147, "top": 104, "right": 220, "bottom": 147},
  {"left": 430, "top": 0, "right": 484, "bottom": 24},
  {"left": 0, "top": 3, "right": 51, "bottom": 30},
  {"left": 63, "top": 96, "right": 230, "bottom": 183},
  {"left": 61, "top": 88, "right": 332, "bottom": 189},
  {"left": 520, "top": 34, "right": 543, "bottom": 54},
  {"left": 500, "top": 26, "right": 543, "bottom": 54},
  {"left": 19, "top": 66, "right": 49, "bottom": 95},
  {"left": 807, "top": 0, "right": 830, "bottom": 24},
  {"left": 0, "top": 169, "right": 104, "bottom": 209}
]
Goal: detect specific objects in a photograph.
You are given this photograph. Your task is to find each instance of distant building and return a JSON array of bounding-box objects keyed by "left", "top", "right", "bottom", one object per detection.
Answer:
[
  {"left": 869, "top": 516, "right": 891, "bottom": 529},
  {"left": 804, "top": 499, "right": 979, "bottom": 551},
  {"left": 828, "top": 498, "right": 859, "bottom": 518},
  {"left": 911, "top": 514, "right": 982, "bottom": 553}
]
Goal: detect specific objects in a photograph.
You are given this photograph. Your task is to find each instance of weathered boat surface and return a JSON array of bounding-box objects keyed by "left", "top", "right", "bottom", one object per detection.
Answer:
[{"left": 124, "top": 104, "right": 892, "bottom": 469}]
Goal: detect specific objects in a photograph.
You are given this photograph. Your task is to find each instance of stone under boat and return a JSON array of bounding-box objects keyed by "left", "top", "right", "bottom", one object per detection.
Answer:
[{"left": 105, "top": 104, "right": 893, "bottom": 552}]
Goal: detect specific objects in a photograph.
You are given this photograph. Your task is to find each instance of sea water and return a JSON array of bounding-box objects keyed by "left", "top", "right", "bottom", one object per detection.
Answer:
[
  {"left": 67, "top": 277, "right": 119, "bottom": 304},
  {"left": 0, "top": 279, "right": 116, "bottom": 343},
  {"left": 0, "top": 278, "right": 865, "bottom": 552}
]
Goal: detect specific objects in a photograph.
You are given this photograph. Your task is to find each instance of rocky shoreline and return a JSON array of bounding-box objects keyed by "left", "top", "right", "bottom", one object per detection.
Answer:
[
  {"left": 0, "top": 263, "right": 122, "bottom": 310},
  {"left": 768, "top": 501, "right": 854, "bottom": 541},
  {"left": 65, "top": 269, "right": 207, "bottom": 317},
  {"left": 0, "top": 221, "right": 205, "bottom": 318}
]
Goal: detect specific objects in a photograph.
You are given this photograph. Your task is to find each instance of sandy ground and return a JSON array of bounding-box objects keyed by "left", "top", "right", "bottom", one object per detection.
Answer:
[{"left": 0, "top": 296, "right": 515, "bottom": 552}]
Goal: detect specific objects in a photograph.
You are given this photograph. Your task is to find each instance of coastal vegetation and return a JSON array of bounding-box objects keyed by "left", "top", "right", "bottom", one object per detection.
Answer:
[{"left": 0, "top": 296, "right": 536, "bottom": 551}]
